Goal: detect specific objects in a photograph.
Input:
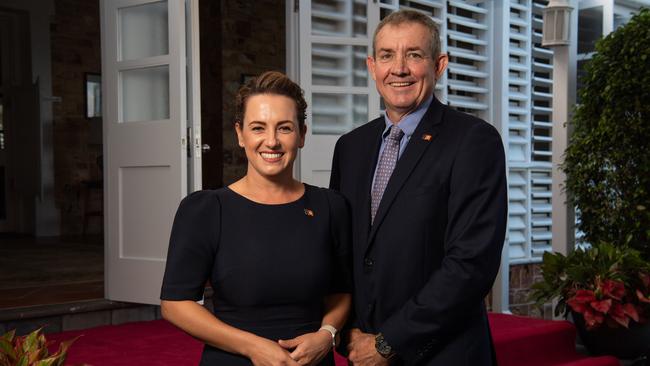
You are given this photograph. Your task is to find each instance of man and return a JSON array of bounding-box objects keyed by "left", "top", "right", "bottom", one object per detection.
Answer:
[{"left": 329, "top": 10, "right": 507, "bottom": 366}]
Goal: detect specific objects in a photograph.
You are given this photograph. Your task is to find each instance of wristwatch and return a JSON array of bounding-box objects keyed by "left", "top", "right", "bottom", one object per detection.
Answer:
[
  {"left": 375, "top": 333, "right": 396, "bottom": 359},
  {"left": 318, "top": 324, "right": 337, "bottom": 347}
]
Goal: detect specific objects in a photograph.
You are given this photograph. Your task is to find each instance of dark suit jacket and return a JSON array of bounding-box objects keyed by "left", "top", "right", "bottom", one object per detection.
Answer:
[{"left": 329, "top": 97, "right": 507, "bottom": 365}]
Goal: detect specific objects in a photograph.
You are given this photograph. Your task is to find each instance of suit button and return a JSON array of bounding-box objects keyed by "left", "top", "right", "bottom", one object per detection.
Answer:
[{"left": 364, "top": 257, "right": 374, "bottom": 266}]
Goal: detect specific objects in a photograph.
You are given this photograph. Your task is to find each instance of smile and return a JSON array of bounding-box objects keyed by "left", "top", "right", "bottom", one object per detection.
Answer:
[
  {"left": 260, "top": 152, "right": 283, "bottom": 161},
  {"left": 388, "top": 81, "right": 414, "bottom": 87}
]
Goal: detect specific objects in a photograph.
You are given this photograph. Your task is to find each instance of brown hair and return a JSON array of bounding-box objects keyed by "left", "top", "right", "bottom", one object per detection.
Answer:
[
  {"left": 373, "top": 10, "right": 441, "bottom": 59},
  {"left": 234, "top": 71, "right": 307, "bottom": 128}
]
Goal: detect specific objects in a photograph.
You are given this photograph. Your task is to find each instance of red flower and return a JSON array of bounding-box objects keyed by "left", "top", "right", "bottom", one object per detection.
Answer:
[
  {"left": 590, "top": 298, "right": 612, "bottom": 313},
  {"left": 601, "top": 279, "right": 625, "bottom": 300},
  {"left": 622, "top": 303, "right": 640, "bottom": 323},
  {"left": 636, "top": 289, "right": 650, "bottom": 303},
  {"left": 568, "top": 290, "right": 596, "bottom": 313},
  {"left": 583, "top": 308, "right": 605, "bottom": 330},
  {"left": 609, "top": 303, "right": 630, "bottom": 328}
]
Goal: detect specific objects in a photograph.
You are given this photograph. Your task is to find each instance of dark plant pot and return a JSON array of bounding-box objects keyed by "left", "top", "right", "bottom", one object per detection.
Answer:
[{"left": 572, "top": 312, "right": 650, "bottom": 359}]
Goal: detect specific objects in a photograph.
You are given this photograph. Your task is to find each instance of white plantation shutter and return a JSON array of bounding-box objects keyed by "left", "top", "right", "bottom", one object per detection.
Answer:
[
  {"left": 295, "top": 0, "right": 376, "bottom": 187},
  {"left": 500, "top": 0, "right": 555, "bottom": 264},
  {"left": 530, "top": 169, "right": 553, "bottom": 256},
  {"left": 506, "top": 0, "right": 532, "bottom": 166},
  {"left": 508, "top": 170, "right": 529, "bottom": 259},
  {"left": 445, "top": 1, "right": 491, "bottom": 120},
  {"left": 498, "top": 0, "right": 534, "bottom": 262},
  {"left": 527, "top": 0, "right": 554, "bottom": 261},
  {"left": 309, "top": 0, "right": 371, "bottom": 134}
]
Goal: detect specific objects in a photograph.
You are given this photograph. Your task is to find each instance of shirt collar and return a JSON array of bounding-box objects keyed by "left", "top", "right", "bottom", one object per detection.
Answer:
[{"left": 382, "top": 95, "right": 433, "bottom": 139}]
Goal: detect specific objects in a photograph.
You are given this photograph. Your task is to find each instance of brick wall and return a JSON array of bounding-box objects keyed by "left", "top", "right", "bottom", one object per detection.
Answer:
[
  {"left": 51, "top": 0, "right": 102, "bottom": 235},
  {"left": 199, "top": 0, "right": 223, "bottom": 189},
  {"left": 220, "top": 0, "right": 286, "bottom": 185},
  {"left": 509, "top": 263, "right": 553, "bottom": 318}
]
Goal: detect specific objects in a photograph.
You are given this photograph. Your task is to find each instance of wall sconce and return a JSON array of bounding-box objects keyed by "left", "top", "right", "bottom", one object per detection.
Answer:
[{"left": 542, "top": 0, "right": 574, "bottom": 47}]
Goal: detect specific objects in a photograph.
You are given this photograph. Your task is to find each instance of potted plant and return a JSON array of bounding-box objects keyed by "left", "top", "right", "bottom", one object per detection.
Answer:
[
  {"left": 0, "top": 327, "right": 83, "bottom": 366},
  {"left": 542, "top": 7, "right": 650, "bottom": 361},
  {"left": 532, "top": 243, "right": 650, "bottom": 359}
]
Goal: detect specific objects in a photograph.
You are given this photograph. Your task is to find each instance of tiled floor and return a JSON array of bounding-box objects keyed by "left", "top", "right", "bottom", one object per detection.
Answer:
[{"left": 0, "top": 234, "right": 104, "bottom": 309}]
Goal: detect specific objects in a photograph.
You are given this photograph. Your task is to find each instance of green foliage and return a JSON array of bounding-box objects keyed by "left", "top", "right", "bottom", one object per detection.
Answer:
[
  {"left": 531, "top": 243, "right": 650, "bottom": 319},
  {"left": 563, "top": 8, "right": 650, "bottom": 256},
  {"left": 0, "top": 328, "right": 81, "bottom": 366}
]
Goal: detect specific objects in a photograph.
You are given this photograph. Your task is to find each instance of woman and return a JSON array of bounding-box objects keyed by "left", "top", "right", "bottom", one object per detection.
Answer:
[{"left": 160, "top": 71, "right": 351, "bottom": 366}]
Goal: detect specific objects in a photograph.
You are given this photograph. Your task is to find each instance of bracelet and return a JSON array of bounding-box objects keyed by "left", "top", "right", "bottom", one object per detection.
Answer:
[{"left": 318, "top": 324, "right": 337, "bottom": 348}]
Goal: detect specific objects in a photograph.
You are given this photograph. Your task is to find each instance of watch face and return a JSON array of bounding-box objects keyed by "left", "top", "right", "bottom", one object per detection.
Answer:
[{"left": 375, "top": 334, "right": 393, "bottom": 357}]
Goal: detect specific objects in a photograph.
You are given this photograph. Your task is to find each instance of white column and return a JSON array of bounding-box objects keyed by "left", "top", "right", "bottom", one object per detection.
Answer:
[
  {"left": 550, "top": 0, "right": 578, "bottom": 255},
  {"left": 490, "top": 0, "right": 511, "bottom": 314}
]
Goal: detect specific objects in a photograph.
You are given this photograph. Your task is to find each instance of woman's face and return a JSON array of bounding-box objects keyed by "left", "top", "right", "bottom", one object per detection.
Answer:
[{"left": 235, "top": 94, "right": 306, "bottom": 181}]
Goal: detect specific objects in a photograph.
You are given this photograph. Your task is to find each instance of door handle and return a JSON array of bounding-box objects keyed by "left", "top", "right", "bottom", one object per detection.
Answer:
[{"left": 201, "top": 144, "right": 211, "bottom": 153}]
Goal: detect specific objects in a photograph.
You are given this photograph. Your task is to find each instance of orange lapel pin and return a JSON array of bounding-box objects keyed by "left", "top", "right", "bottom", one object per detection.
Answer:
[
  {"left": 304, "top": 209, "right": 314, "bottom": 217},
  {"left": 422, "top": 134, "right": 432, "bottom": 141}
]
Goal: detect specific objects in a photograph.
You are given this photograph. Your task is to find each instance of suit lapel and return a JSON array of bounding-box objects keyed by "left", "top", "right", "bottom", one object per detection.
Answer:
[
  {"left": 366, "top": 98, "right": 446, "bottom": 248},
  {"left": 357, "top": 118, "right": 385, "bottom": 246}
]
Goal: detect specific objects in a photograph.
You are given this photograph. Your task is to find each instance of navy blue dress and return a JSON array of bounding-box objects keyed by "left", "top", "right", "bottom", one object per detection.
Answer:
[{"left": 161, "top": 184, "right": 352, "bottom": 365}]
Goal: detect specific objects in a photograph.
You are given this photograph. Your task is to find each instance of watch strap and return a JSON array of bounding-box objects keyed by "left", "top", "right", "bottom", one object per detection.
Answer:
[{"left": 319, "top": 324, "right": 337, "bottom": 347}]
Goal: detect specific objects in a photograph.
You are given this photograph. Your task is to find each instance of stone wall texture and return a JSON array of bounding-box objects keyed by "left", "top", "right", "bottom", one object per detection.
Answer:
[
  {"left": 509, "top": 262, "right": 553, "bottom": 319},
  {"left": 220, "top": 0, "right": 286, "bottom": 185}
]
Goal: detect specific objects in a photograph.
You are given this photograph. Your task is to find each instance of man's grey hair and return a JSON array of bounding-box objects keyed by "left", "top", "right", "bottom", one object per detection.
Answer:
[{"left": 372, "top": 10, "right": 441, "bottom": 59}]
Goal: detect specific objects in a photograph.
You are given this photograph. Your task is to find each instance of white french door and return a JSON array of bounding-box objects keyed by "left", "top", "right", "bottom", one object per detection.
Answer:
[{"left": 101, "top": 0, "right": 201, "bottom": 305}]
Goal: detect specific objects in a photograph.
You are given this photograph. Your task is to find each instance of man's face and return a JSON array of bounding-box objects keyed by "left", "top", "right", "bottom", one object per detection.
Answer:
[{"left": 367, "top": 22, "right": 448, "bottom": 122}]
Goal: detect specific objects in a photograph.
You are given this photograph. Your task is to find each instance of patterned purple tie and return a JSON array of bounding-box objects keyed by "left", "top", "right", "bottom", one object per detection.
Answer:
[{"left": 371, "top": 125, "right": 404, "bottom": 223}]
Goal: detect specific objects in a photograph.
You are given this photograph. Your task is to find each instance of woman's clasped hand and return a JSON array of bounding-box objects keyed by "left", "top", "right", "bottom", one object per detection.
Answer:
[{"left": 246, "top": 330, "right": 333, "bottom": 366}]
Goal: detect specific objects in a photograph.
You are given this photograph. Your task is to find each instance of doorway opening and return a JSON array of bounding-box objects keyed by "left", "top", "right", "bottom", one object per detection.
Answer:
[{"left": 0, "top": 2, "right": 105, "bottom": 311}]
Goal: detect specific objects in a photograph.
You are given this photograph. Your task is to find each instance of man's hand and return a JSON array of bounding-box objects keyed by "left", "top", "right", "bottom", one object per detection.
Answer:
[{"left": 347, "top": 330, "right": 389, "bottom": 366}]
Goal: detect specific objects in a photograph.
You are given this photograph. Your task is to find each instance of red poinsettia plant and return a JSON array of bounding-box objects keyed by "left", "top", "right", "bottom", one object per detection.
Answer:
[{"left": 532, "top": 243, "right": 650, "bottom": 330}]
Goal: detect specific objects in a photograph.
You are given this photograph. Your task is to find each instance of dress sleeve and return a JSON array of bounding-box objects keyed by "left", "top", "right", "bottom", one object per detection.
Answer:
[
  {"left": 160, "top": 190, "right": 220, "bottom": 301},
  {"left": 326, "top": 189, "right": 353, "bottom": 294}
]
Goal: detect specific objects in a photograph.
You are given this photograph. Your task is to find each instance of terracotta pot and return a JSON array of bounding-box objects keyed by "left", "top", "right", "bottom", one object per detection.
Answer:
[{"left": 572, "top": 312, "right": 650, "bottom": 360}]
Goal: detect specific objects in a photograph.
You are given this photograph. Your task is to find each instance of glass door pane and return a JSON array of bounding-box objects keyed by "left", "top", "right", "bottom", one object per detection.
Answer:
[
  {"left": 121, "top": 66, "right": 170, "bottom": 122},
  {"left": 119, "top": 1, "right": 169, "bottom": 60}
]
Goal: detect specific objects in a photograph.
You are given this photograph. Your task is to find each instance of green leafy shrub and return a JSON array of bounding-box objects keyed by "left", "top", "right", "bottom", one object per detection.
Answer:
[
  {"left": 0, "top": 328, "right": 81, "bottom": 366},
  {"left": 563, "top": 8, "right": 650, "bottom": 256}
]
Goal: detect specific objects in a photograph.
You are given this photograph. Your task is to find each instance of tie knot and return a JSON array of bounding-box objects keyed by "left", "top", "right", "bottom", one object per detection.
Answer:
[{"left": 387, "top": 126, "right": 404, "bottom": 143}]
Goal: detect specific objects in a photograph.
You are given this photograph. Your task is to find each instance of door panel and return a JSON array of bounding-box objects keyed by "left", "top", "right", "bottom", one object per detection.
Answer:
[{"left": 102, "top": 0, "right": 195, "bottom": 304}]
